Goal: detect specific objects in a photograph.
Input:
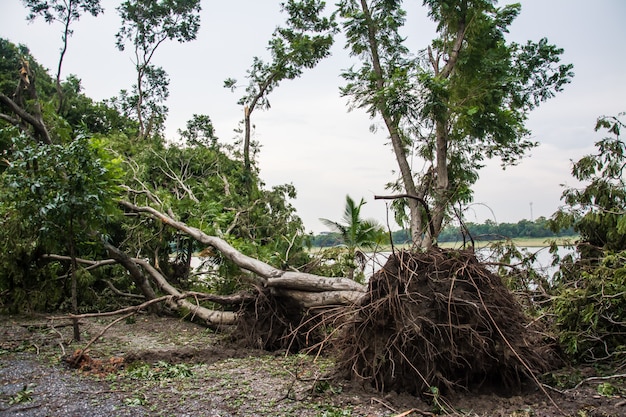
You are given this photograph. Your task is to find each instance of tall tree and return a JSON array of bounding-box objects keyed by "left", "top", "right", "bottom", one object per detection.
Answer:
[
  {"left": 21, "top": 0, "right": 103, "bottom": 112},
  {"left": 338, "top": 0, "right": 572, "bottom": 247},
  {"left": 225, "top": 0, "right": 337, "bottom": 192},
  {"left": 115, "top": 0, "right": 201, "bottom": 139}
]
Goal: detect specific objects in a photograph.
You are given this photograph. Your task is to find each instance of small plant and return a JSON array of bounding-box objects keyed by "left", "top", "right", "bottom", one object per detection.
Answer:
[
  {"left": 313, "top": 379, "right": 342, "bottom": 395},
  {"left": 597, "top": 382, "right": 617, "bottom": 397},
  {"left": 9, "top": 385, "right": 34, "bottom": 405},
  {"left": 511, "top": 408, "right": 535, "bottom": 417},
  {"left": 123, "top": 395, "right": 147, "bottom": 406},
  {"left": 319, "top": 405, "right": 352, "bottom": 417},
  {"left": 427, "top": 385, "right": 451, "bottom": 414}
]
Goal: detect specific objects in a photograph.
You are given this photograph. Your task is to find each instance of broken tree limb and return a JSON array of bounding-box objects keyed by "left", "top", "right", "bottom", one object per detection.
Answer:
[
  {"left": 103, "top": 242, "right": 159, "bottom": 306},
  {"left": 132, "top": 258, "right": 237, "bottom": 326},
  {"left": 266, "top": 274, "right": 365, "bottom": 292},
  {"left": 0, "top": 92, "right": 52, "bottom": 145},
  {"left": 119, "top": 200, "right": 367, "bottom": 295},
  {"left": 43, "top": 253, "right": 240, "bottom": 326}
]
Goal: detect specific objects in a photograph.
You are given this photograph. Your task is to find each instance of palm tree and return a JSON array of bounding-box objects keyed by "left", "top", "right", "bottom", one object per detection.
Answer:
[
  {"left": 320, "top": 195, "right": 383, "bottom": 249},
  {"left": 320, "top": 195, "right": 385, "bottom": 280}
]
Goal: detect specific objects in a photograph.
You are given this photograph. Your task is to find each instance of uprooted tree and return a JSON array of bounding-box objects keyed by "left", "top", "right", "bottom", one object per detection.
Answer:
[
  {"left": 43, "top": 197, "right": 561, "bottom": 397},
  {"left": 0, "top": 1, "right": 582, "bottom": 401}
]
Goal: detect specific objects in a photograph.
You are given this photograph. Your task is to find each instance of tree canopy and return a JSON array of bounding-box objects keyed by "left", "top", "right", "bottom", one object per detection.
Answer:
[{"left": 338, "top": 0, "right": 573, "bottom": 247}]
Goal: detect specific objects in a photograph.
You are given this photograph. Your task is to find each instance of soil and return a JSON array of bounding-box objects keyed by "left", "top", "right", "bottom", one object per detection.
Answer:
[{"left": 0, "top": 314, "right": 624, "bottom": 417}]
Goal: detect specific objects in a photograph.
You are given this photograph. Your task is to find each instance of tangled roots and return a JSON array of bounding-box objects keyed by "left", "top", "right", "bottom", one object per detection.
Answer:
[
  {"left": 338, "top": 248, "right": 560, "bottom": 396},
  {"left": 234, "top": 287, "right": 324, "bottom": 352}
]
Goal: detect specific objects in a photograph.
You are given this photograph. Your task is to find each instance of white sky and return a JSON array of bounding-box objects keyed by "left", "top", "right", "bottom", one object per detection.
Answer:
[{"left": 1, "top": 0, "right": 624, "bottom": 234}]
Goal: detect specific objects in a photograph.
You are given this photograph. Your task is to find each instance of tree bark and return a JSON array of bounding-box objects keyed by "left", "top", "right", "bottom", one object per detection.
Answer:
[
  {"left": 358, "top": 0, "right": 424, "bottom": 245},
  {"left": 0, "top": 93, "right": 52, "bottom": 144},
  {"left": 45, "top": 201, "right": 370, "bottom": 328},
  {"left": 44, "top": 253, "right": 242, "bottom": 326}
]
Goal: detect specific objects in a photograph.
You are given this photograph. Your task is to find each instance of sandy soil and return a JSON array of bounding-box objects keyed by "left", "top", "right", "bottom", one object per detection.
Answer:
[{"left": 0, "top": 314, "right": 624, "bottom": 417}]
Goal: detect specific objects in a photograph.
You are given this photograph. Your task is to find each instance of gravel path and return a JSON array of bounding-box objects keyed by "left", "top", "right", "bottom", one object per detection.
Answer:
[{"left": 1, "top": 354, "right": 152, "bottom": 417}]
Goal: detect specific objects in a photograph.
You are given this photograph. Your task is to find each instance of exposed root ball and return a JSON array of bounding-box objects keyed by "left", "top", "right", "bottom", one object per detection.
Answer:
[
  {"left": 338, "top": 248, "right": 559, "bottom": 396},
  {"left": 234, "top": 287, "right": 323, "bottom": 352}
]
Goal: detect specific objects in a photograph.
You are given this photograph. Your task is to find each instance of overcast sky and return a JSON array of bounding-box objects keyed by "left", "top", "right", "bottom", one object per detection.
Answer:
[{"left": 1, "top": 0, "right": 624, "bottom": 234}]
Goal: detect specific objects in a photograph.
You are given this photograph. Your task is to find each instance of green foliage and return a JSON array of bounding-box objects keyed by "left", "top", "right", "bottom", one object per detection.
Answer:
[
  {"left": 22, "top": 0, "right": 103, "bottom": 26},
  {"left": 550, "top": 114, "right": 626, "bottom": 255},
  {"left": 438, "top": 216, "right": 576, "bottom": 243},
  {"left": 309, "top": 246, "right": 360, "bottom": 280},
  {"left": 0, "top": 133, "right": 122, "bottom": 311},
  {"left": 552, "top": 250, "right": 626, "bottom": 362},
  {"left": 125, "top": 361, "right": 193, "bottom": 380},
  {"left": 337, "top": 0, "right": 572, "bottom": 245},
  {"left": 319, "top": 195, "right": 387, "bottom": 251},
  {"left": 115, "top": 0, "right": 202, "bottom": 139},
  {"left": 177, "top": 114, "right": 217, "bottom": 148},
  {"left": 21, "top": 0, "right": 104, "bottom": 114},
  {"left": 597, "top": 382, "right": 618, "bottom": 397},
  {"left": 309, "top": 217, "right": 574, "bottom": 247},
  {"left": 226, "top": 0, "right": 337, "bottom": 184},
  {"left": 2, "top": 134, "right": 121, "bottom": 243},
  {"left": 548, "top": 114, "right": 626, "bottom": 364},
  {"left": 226, "top": 0, "right": 337, "bottom": 111},
  {"left": 114, "top": 130, "right": 309, "bottom": 282},
  {"left": 0, "top": 38, "right": 136, "bottom": 143},
  {"left": 318, "top": 195, "right": 386, "bottom": 281}
]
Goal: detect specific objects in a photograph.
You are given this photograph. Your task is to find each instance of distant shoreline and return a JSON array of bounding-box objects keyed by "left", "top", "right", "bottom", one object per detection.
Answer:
[{"left": 310, "top": 236, "right": 578, "bottom": 251}]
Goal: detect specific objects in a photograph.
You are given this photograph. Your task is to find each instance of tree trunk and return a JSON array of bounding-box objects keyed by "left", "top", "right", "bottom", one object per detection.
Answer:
[
  {"left": 132, "top": 258, "right": 238, "bottom": 326},
  {"left": 104, "top": 242, "right": 159, "bottom": 305},
  {"left": 358, "top": 0, "right": 425, "bottom": 245},
  {"left": 68, "top": 231, "right": 80, "bottom": 342},
  {"left": 427, "top": 118, "right": 450, "bottom": 248},
  {"left": 118, "top": 200, "right": 366, "bottom": 294}
]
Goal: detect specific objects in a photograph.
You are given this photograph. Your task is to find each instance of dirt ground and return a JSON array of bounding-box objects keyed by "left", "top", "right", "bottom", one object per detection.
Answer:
[{"left": 0, "top": 314, "right": 624, "bottom": 417}]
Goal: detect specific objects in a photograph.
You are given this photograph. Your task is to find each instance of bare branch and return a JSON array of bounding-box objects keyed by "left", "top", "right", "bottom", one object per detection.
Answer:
[{"left": 0, "top": 93, "right": 52, "bottom": 144}]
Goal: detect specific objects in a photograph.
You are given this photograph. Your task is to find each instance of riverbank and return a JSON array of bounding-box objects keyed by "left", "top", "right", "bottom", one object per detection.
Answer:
[{"left": 309, "top": 236, "right": 577, "bottom": 252}]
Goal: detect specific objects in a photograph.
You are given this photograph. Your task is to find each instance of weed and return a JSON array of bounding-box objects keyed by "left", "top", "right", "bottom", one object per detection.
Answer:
[
  {"left": 9, "top": 385, "right": 34, "bottom": 405},
  {"left": 313, "top": 380, "right": 342, "bottom": 395},
  {"left": 511, "top": 408, "right": 535, "bottom": 417},
  {"left": 124, "top": 395, "right": 147, "bottom": 406},
  {"left": 596, "top": 382, "right": 617, "bottom": 397}
]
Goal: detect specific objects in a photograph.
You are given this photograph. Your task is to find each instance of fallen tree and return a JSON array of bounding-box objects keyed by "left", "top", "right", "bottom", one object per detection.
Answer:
[{"left": 44, "top": 200, "right": 561, "bottom": 399}]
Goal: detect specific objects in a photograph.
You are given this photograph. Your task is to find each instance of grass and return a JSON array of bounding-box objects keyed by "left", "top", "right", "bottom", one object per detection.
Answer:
[{"left": 439, "top": 236, "right": 577, "bottom": 249}]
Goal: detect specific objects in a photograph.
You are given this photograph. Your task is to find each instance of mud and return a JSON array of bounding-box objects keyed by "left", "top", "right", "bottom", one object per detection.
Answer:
[{"left": 0, "top": 314, "right": 624, "bottom": 416}]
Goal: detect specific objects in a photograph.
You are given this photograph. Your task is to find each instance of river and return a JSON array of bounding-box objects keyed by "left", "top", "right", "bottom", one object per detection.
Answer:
[
  {"left": 359, "top": 245, "right": 575, "bottom": 280},
  {"left": 190, "top": 245, "right": 575, "bottom": 282}
]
